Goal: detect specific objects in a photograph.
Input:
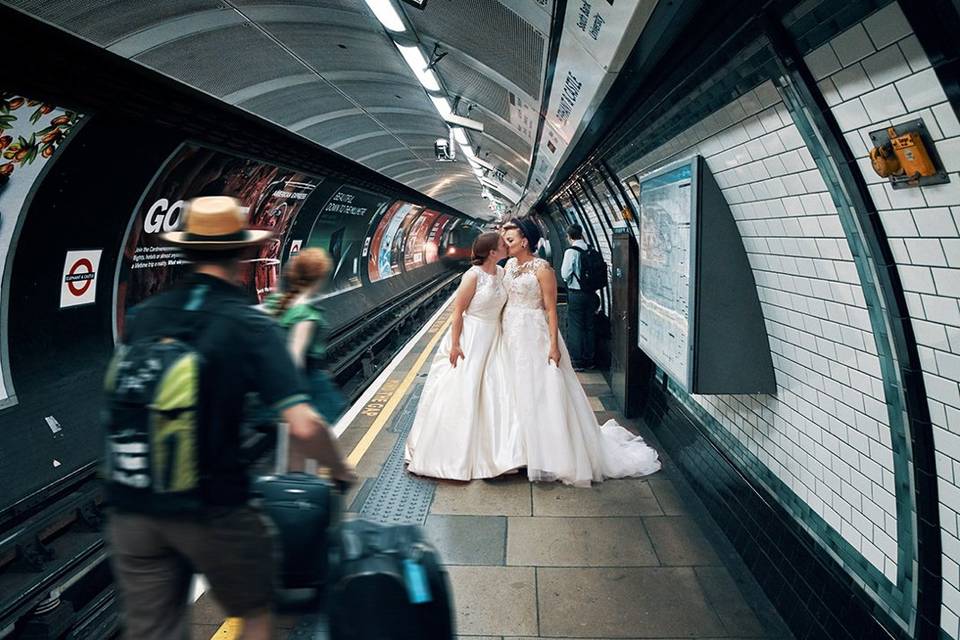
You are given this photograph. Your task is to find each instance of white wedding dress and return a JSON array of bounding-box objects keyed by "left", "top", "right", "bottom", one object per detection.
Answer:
[
  {"left": 500, "top": 257, "right": 661, "bottom": 487},
  {"left": 405, "top": 265, "right": 524, "bottom": 480}
]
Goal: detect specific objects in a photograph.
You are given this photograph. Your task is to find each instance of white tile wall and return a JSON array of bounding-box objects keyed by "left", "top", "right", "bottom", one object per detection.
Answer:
[
  {"left": 816, "top": 4, "right": 960, "bottom": 637},
  {"left": 625, "top": 78, "right": 899, "bottom": 583}
]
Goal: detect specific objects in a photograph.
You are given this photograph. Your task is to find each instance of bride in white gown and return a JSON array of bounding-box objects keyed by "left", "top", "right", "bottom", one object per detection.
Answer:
[
  {"left": 499, "top": 219, "right": 661, "bottom": 487},
  {"left": 405, "top": 232, "right": 524, "bottom": 480}
]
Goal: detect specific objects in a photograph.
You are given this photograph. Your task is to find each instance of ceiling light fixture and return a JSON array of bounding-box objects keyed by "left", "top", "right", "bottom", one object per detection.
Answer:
[
  {"left": 364, "top": 0, "right": 406, "bottom": 33},
  {"left": 395, "top": 43, "right": 440, "bottom": 91},
  {"left": 458, "top": 142, "right": 475, "bottom": 158},
  {"left": 430, "top": 95, "right": 451, "bottom": 117},
  {"left": 452, "top": 128, "right": 469, "bottom": 145}
]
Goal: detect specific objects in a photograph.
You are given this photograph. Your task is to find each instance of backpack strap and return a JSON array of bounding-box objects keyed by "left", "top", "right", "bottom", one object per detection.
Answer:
[{"left": 569, "top": 246, "right": 587, "bottom": 285}]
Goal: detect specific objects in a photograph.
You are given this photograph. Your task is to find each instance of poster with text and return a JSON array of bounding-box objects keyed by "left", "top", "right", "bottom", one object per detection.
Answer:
[
  {"left": 306, "top": 185, "right": 389, "bottom": 297},
  {"left": 115, "top": 144, "right": 322, "bottom": 336},
  {"left": 403, "top": 208, "right": 440, "bottom": 270},
  {"left": 0, "top": 94, "right": 83, "bottom": 409},
  {"left": 366, "top": 201, "right": 422, "bottom": 282}
]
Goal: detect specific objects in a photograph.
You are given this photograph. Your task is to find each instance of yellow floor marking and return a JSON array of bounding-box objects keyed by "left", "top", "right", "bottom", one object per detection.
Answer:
[
  {"left": 211, "top": 617, "right": 241, "bottom": 638},
  {"left": 211, "top": 313, "right": 451, "bottom": 640},
  {"left": 346, "top": 314, "right": 451, "bottom": 467}
]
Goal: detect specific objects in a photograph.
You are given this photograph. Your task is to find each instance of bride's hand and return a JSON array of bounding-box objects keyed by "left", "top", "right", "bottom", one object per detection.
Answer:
[
  {"left": 449, "top": 345, "right": 465, "bottom": 367},
  {"left": 548, "top": 345, "right": 561, "bottom": 367}
]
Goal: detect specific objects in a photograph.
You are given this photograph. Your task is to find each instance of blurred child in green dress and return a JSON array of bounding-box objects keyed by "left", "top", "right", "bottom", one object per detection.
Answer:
[{"left": 265, "top": 248, "right": 348, "bottom": 422}]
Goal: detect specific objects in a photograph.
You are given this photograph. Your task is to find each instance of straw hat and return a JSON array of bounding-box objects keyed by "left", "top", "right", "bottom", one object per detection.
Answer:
[{"left": 160, "top": 196, "right": 273, "bottom": 250}]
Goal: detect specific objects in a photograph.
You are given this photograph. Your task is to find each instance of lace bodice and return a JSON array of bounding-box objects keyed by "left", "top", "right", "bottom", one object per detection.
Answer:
[
  {"left": 503, "top": 257, "right": 550, "bottom": 311},
  {"left": 465, "top": 265, "right": 507, "bottom": 321}
]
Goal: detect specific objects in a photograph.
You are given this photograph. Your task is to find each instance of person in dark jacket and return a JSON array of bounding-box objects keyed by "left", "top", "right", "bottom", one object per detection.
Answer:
[{"left": 105, "top": 196, "right": 355, "bottom": 640}]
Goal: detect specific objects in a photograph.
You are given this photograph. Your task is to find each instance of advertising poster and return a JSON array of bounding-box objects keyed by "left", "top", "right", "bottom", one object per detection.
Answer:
[
  {"left": 306, "top": 185, "right": 389, "bottom": 297},
  {"left": 115, "top": 144, "right": 322, "bottom": 336},
  {"left": 366, "top": 201, "right": 421, "bottom": 282},
  {"left": 0, "top": 94, "right": 83, "bottom": 409},
  {"left": 636, "top": 161, "right": 695, "bottom": 385},
  {"left": 403, "top": 208, "right": 440, "bottom": 270}
]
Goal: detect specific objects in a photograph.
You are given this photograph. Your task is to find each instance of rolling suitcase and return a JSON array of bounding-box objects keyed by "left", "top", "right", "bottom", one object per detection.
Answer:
[
  {"left": 328, "top": 519, "right": 454, "bottom": 640},
  {"left": 252, "top": 423, "right": 341, "bottom": 594}
]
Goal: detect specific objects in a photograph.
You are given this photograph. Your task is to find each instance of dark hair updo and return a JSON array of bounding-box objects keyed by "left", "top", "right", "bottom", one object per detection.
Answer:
[
  {"left": 470, "top": 232, "right": 502, "bottom": 265},
  {"left": 505, "top": 217, "right": 541, "bottom": 253}
]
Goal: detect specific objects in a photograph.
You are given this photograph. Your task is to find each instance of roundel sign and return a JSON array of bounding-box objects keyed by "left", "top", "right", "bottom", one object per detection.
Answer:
[{"left": 60, "top": 249, "right": 103, "bottom": 308}]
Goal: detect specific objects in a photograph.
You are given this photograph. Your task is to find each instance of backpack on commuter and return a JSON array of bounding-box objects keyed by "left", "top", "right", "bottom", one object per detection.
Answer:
[
  {"left": 327, "top": 518, "right": 454, "bottom": 640},
  {"left": 571, "top": 246, "right": 608, "bottom": 292},
  {"left": 102, "top": 335, "right": 208, "bottom": 514}
]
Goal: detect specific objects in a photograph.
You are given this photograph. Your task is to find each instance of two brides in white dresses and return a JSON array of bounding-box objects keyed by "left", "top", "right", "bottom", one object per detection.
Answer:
[{"left": 404, "top": 218, "right": 661, "bottom": 487}]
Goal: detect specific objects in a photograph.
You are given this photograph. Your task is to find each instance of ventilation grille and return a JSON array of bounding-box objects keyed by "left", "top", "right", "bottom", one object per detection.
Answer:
[
  {"left": 442, "top": 57, "right": 512, "bottom": 121},
  {"left": 134, "top": 23, "right": 305, "bottom": 98},
  {"left": 264, "top": 23, "right": 410, "bottom": 77},
  {"left": 374, "top": 113, "right": 447, "bottom": 137},
  {"left": 479, "top": 115, "right": 532, "bottom": 161},
  {"left": 363, "top": 148, "right": 427, "bottom": 169},
  {"left": 409, "top": 0, "right": 545, "bottom": 98},
  {"left": 7, "top": 0, "right": 223, "bottom": 45},
  {"left": 240, "top": 81, "right": 353, "bottom": 127},
  {"left": 300, "top": 113, "right": 389, "bottom": 147},
  {"left": 232, "top": 0, "right": 359, "bottom": 9}
]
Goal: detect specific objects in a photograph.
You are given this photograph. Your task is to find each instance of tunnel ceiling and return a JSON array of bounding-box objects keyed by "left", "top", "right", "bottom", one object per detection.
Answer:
[{"left": 4, "top": 0, "right": 660, "bottom": 220}]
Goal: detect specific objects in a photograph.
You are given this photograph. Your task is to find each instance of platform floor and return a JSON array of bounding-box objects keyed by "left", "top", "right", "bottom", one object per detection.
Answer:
[{"left": 192, "top": 303, "right": 793, "bottom": 639}]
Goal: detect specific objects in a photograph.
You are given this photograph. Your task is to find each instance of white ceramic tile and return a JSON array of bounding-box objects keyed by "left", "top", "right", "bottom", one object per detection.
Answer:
[
  {"left": 933, "top": 268, "right": 960, "bottom": 297},
  {"left": 922, "top": 294, "right": 960, "bottom": 327},
  {"left": 897, "top": 69, "right": 950, "bottom": 112},
  {"left": 831, "top": 24, "right": 876, "bottom": 67},
  {"left": 861, "top": 44, "right": 912, "bottom": 88},
  {"left": 937, "top": 138, "right": 960, "bottom": 173},
  {"left": 833, "top": 64, "right": 875, "bottom": 101},
  {"left": 887, "top": 183, "right": 928, "bottom": 209},
  {"left": 934, "top": 103, "right": 960, "bottom": 138},
  {"left": 862, "top": 84, "right": 908, "bottom": 122},
  {"left": 924, "top": 180, "right": 960, "bottom": 209},
  {"left": 943, "top": 239, "right": 960, "bottom": 268},
  {"left": 806, "top": 42, "right": 843, "bottom": 80},
  {"left": 914, "top": 208, "right": 960, "bottom": 237},
  {"left": 833, "top": 99, "right": 872, "bottom": 132},
  {"left": 897, "top": 35, "right": 932, "bottom": 73},
  {"left": 862, "top": 2, "right": 914, "bottom": 49},
  {"left": 905, "top": 238, "right": 949, "bottom": 266}
]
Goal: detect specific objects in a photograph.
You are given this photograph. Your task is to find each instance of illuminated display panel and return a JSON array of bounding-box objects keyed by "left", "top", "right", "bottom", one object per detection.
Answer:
[{"left": 635, "top": 157, "right": 698, "bottom": 389}]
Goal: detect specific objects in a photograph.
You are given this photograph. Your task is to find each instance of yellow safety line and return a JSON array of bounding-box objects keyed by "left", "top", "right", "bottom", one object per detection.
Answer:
[
  {"left": 211, "top": 313, "right": 451, "bottom": 640},
  {"left": 211, "top": 617, "right": 242, "bottom": 638},
  {"left": 346, "top": 314, "right": 451, "bottom": 466}
]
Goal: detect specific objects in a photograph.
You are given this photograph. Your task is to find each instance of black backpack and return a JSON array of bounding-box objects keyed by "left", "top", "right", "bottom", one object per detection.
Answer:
[
  {"left": 572, "top": 246, "right": 608, "bottom": 292},
  {"left": 102, "top": 336, "right": 207, "bottom": 514}
]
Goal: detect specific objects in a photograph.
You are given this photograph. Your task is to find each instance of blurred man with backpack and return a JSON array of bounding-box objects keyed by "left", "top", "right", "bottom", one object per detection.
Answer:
[
  {"left": 103, "top": 196, "right": 354, "bottom": 640},
  {"left": 560, "top": 224, "right": 606, "bottom": 371}
]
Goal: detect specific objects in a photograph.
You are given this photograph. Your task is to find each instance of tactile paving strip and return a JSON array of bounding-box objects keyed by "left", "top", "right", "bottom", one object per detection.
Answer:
[{"left": 357, "top": 384, "right": 437, "bottom": 525}]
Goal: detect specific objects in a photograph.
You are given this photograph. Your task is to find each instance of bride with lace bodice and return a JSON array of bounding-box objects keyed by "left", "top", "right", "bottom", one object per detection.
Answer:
[
  {"left": 405, "top": 233, "right": 525, "bottom": 480},
  {"left": 499, "top": 221, "right": 661, "bottom": 487}
]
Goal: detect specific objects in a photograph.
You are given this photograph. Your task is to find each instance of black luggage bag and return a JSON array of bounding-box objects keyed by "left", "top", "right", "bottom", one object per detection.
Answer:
[
  {"left": 252, "top": 424, "right": 341, "bottom": 592},
  {"left": 328, "top": 519, "right": 454, "bottom": 640}
]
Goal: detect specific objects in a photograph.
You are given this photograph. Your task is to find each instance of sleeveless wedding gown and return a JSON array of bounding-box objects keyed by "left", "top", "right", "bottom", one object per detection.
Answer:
[
  {"left": 500, "top": 257, "right": 661, "bottom": 487},
  {"left": 404, "top": 265, "right": 524, "bottom": 480}
]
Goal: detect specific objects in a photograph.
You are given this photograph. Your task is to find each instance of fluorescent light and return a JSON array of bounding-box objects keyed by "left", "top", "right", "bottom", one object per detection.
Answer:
[
  {"left": 473, "top": 168, "right": 485, "bottom": 178},
  {"left": 365, "top": 0, "right": 406, "bottom": 32},
  {"left": 458, "top": 141, "right": 475, "bottom": 158},
  {"left": 430, "top": 96, "right": 451, "bottom": 117},
  {"left": 396, "top": 43, "right": 440, "bottom": 91},
  {"left": 452, "top": 127, "right": 469, "bottom": 145}
]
